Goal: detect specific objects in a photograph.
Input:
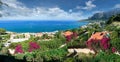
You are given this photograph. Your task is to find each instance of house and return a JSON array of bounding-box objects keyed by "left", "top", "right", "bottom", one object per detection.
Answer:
[
  {"left": 63, "top": 31, "right": 73, "bottom": 37},
  {"left": 35, "top": 33, "right": 43, "bottom": 37},
  {"left": 88, "top": 31, "right": 110, "bottom": 41}
]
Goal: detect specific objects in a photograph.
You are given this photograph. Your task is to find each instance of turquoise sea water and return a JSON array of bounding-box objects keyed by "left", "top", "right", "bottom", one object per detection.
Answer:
[{"left": 0, "top": 21, "right": 88, "bottom": 33}]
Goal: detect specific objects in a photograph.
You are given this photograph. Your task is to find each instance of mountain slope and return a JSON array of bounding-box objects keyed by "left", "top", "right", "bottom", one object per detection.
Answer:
[{"left": 88, "top": 8, "right": 120, "bottom": 20}]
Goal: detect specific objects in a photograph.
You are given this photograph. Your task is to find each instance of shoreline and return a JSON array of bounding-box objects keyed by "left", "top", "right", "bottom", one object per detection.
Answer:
[{"left": 6, "top": 30, "right": 59, "bottom": 34}]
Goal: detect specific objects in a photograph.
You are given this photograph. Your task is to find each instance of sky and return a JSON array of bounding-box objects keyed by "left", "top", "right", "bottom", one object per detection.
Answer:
[{"left": 0, "top": 0, "right": 120, "bottom": 20}]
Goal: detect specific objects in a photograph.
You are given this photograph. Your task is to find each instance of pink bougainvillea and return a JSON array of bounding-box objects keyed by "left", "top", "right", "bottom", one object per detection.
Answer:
[
  {"left": 28, "top": 42, "right": 40, "bottom": 52},
  {"left": 112, "top": 47, "right": 116, "bottom": 53},
  {"left": 65, "top": 32, "right": 78, "bottom": 43},
  {"left": 86, "top": 39, "right": 94, "bottom": 50},
  {"left": 65, "top": 35, "right": 72, "bottom": 42},
  {"left": 15, "top": 44, "right": 24, "bottom": 54},
  {"left": 100, "top": 37, "right": 110, "bottom": 50},
  {"left": 86, "top": 37, "right": 111, "bottom": 51}
]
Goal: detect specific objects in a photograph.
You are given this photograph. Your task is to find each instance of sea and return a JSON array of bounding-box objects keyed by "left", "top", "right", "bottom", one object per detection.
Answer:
[{"left": 0, "top": 20, "right": 89, "bottom": 33}]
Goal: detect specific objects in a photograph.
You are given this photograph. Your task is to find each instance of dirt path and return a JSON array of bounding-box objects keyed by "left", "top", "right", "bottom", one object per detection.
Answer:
[{"left": 68, "top": 48, "right": 95, "bottom": 54}]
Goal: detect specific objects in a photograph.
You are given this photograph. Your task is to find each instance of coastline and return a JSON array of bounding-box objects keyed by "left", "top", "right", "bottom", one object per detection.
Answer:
[
  {"left": 0, "top": 21, "right": 89, "bottom": 33},
  {"left": 6, "top": 30, "right": 59, "bottom": 34}
]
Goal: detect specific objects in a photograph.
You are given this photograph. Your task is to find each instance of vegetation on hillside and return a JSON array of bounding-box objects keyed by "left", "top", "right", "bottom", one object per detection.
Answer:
[
  {"left": 0, "top": 15, "right": 120, "bottom": 62},
  {"left": 106, "top": 14, "right": 120, "bottom": 24}
]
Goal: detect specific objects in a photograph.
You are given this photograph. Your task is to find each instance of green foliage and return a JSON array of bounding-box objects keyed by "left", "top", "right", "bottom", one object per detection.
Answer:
[
  {"left": 39, "top": 39, "right": 65, "bottom": 51},
  {"left": 9, "top": 43, "right": 18, "bottom": 49},
  {"left": 0, "top": 43, "right": 3, "bottom": 50},
  {"left": 67, "top": 36, "right": 87, "bottom": 48},
  {"left": 110, "top": 31, "right": 118, "bottom": 39},
  {"left": 0, "top": 47, "right": 8, "bottom": 55},
  {"left": 0, "top": 28, "right": 6, "bottom": 34},
  {"left": 41, "top": 34, "right": 49, "bottom": 39},
  {"left": 110, "top": 38, "right": 120, "bottom": 50},
  {"left": 54, "top": 31, "right": 65, "bottom": 39},
  {"left": 105, "top": 25, "right": 116, "bottom": 31},
  {"left": 25, "top": 52, "right": 35, "bottom": 61},
  {"left": 64, "top": 58, "right": 76, "bottom": 62},
  {"left": 38, "top": 48, "right": 67, "bottom": 62},
  {"left": 75, "top": 53, "right": 94, "bottom": 62},
  {"left": 106, "top": 14, "right": 120, "bottom": 24},
  {"left": 113, "top": 14, "right": 120, "bottom": 22},
  {"left": 21, "top": 41, "right": 29, "bottom": 52},
  {"left": 93, "top": 51, "right": 120, "bottom": 62},
  {"left": 15, "top": 54, "right": 25, "bottom": 60},
  {"left": 106, "top": 15, "right": 115, "bottom": 24}
]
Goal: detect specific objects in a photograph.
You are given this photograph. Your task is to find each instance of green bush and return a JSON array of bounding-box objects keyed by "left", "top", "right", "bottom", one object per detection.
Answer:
[
  {"left": 110, "top": 38, "right": 120, "bottom": 51},
  {"left": 9, "top": 43, "right": 18, "bottom": 49},
  {"left": 105, "top": 25, "right": 116, "bottom": 31},
  {"left": 37, "top": 48, "right": 67, "bottom": 62},
  {"left": 93, "top": 51, "right": 120, "bottom": 62},
  {"left": 110, "top": 31, "right": 118, "bottom": 39},
  {"left": 0, "top": 28, "right": 6, "bottom": 34},
  {"left": 0, "top": 47, "right": 8, "bottom": 55},
  {"left": 74, "top": 53, "right": 94, "bottom": 62},
  {"left": 106, "top": 14, "right": 120, "bottom": 24},
  {"left": 15, "top": 54, "right": 25, "bottom": 60},
  {"left": 39, "top": 39, "right": 65, "bottom": 51},
  {"left": 64, "top": 58, "right": 76, "bottom": 62},
  {"left": 24, "top": 52, "right": 35, "bottom": 61}
]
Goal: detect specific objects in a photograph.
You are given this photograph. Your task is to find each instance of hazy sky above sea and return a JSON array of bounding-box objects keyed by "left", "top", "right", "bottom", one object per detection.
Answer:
[{"left": 0, "top": 0, "right": 120, "bottom": 20}]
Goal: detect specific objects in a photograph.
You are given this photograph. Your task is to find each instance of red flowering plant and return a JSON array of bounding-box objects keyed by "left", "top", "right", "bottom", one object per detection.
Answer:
[
  {"left": 65, "top": 32, "right": 78, "bottom": 43},
  {"left": 28, "top": 42, "right": 40, "bottom": 52},
  {"left": 65, "top": 35, "right": 72, "bottom": 42},
  {"left": 15, "top": 44, "right": 24, "bottom": 54},
  {"left": 100, "top": 37, "right": 110, "bottom": 50},
  {"left": 86, "top": 38, "right": 94, "bottom": 50},
  {"left": 111, "top": 47, "right": 117, "bottom": 53},
  {"left": 86, "top": 36, "right": 111, "bottom": 54}
]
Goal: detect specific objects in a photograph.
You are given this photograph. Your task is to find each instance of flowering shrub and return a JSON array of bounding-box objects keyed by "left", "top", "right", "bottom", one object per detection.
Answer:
[
  {"left": 65, "top": 32, "right": 78, "bottom": 43},
  {"left": 29, "top": 42, "right": 40, "bottom": 52},
  {"left": 86, "top": 39, "right": 93, "bottom": 50},
  {"left": 100, "top": 37, "right": 110, "bottom": 50},
  {"left": 110, "top": 38, "right": 120, "bottom": 52},
  {"left": 15, "top": 44, "right": 24, "bottom": 53},
  {"left": 86, "top": 37, "right": 111, "bottom": 52},
  {"left": 112, "top": 47, "right": 116, "bottom": 53},
  {"left": 65, "top": 35, "right": 72, "bottom": 42}
]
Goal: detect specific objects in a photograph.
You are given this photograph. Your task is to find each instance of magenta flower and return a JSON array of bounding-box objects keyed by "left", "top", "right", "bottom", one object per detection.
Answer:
[
  {"left": 86, "top": 39, "right": 94, "bottom": 50},
  {"left": 112, "top": 47, "right": 116, "bottom": 53},
  {"left": 100, "top": 37, "right": 110, "bottom": 50},
  {"left": 15, "top": 44, "right": 24, "bottom": 54},
  {"left": 65, "top": 35, "right": 72, "bottom": 42},
  {"left": 28, "top": 42, "right": 40, "bottom": 52}
]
